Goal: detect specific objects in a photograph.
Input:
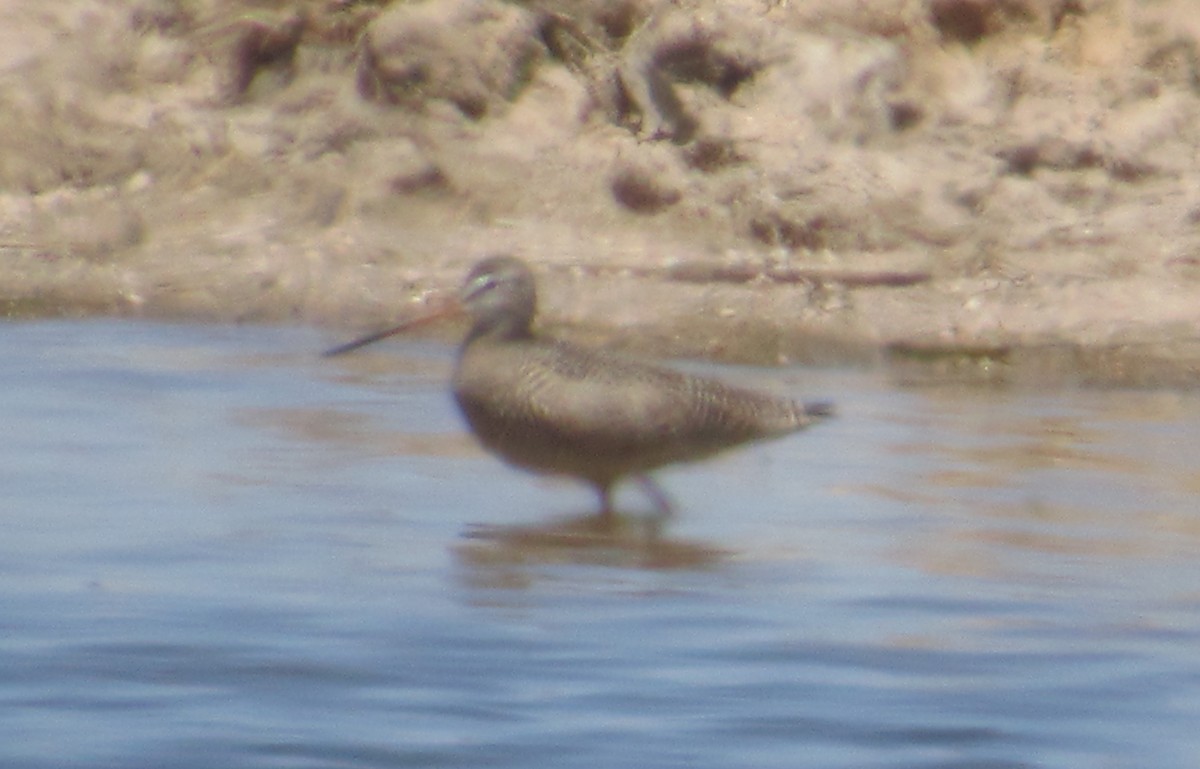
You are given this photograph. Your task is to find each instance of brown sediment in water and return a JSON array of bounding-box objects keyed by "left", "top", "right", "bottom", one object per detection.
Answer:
[{"left": 3, "top": 0, "right": 1200, "bottom": 387}]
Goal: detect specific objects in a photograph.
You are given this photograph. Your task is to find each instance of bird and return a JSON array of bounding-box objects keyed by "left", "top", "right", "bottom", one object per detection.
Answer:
[{"left": 324, "top": 255, "right": 832, "bottom": 517}]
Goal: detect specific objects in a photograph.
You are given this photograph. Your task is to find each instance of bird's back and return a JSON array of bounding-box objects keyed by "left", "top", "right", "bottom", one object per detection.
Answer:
[{"left": 453, "top": 337, "right": 826, "bottom": 485}]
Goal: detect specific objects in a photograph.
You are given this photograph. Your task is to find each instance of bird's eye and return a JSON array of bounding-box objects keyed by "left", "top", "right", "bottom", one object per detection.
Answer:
[{"left": 464, "top": 274, "right": 498, "bottom": 301}]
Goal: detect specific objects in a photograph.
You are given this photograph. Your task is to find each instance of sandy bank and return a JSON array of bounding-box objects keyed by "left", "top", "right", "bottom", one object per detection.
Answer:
[{"left": 3, "top": 0, "right": 1200, "bottom": 386}]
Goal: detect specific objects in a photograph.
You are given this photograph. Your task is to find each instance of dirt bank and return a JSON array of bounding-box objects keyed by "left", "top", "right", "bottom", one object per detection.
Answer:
[{"left": 3, "top": 0, "right": 1200, "bottom": 386}]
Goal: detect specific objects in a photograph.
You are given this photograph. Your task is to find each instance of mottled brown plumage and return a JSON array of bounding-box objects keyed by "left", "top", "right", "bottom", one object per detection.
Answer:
[{"left": 328, "top": 255, "right": 832, "bottom": 516}]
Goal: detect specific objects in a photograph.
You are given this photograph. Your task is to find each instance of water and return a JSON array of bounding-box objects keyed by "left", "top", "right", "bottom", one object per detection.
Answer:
[{"left": 2, "top": 319, "right": 1199, "bottom": 769}]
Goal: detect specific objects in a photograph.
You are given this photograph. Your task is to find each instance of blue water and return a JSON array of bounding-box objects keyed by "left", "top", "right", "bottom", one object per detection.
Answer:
[{"left": 2, "top": 320, "right": 1199, "bottom": 769}]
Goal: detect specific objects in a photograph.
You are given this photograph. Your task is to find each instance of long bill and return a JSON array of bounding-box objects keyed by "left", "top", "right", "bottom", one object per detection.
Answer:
[{"left": 322, "top": 298, "right": 462, "bottom": 358}]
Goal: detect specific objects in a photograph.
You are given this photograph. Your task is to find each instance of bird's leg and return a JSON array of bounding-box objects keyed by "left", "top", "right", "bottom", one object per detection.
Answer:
[
  {"left": 633, "top": 475, "right": 674, "bottom": 520},
  {"left": 595, "top": 482, "right": 616, "bottom": 519}
]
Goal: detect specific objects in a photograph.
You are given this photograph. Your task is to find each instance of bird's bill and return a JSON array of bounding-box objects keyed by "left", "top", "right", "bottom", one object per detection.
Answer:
[{"left": 321, "top": 298, "right": 462, "bottom": 357}]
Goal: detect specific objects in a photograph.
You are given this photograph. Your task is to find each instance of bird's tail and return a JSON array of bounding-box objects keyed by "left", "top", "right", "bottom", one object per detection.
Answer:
[{"left": 801, "top": 400, "right": 835, "bottom": 421}]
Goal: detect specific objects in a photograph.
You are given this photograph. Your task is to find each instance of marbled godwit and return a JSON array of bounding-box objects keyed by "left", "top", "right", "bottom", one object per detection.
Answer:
[{"left": 325, "top": 256, "right": 832, "bottom": 516}]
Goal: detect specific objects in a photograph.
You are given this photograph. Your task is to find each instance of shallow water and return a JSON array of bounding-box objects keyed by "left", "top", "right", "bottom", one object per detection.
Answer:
[{"left": 2, "top": 319, "right": 1199, "bottom": 769}]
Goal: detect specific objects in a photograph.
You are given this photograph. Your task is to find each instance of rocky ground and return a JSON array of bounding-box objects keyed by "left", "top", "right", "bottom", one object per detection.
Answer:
[{"left": 3, "top": 0, "right": 1200, "bottom": 386}]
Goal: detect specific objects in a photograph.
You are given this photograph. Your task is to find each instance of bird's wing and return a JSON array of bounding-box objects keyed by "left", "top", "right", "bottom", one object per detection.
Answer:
[{"left": 509, "top": 342, "right": 802, "bottom": 446}]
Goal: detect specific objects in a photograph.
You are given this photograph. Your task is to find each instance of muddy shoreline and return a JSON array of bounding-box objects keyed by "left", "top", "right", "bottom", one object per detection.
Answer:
[{"left": 3, "top": 0, "right": 1200, "bottom": 387}]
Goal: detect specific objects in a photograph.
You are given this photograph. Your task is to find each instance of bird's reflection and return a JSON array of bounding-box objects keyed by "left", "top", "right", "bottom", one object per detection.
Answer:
[{"left": 454, "top": 508, "right": 730, "bottom": 586}]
